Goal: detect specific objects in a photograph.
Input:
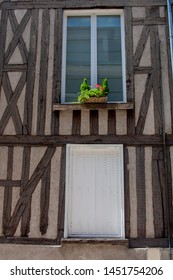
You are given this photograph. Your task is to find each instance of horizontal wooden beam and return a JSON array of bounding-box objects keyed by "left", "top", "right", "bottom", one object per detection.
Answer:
[
  {"left": 0, "top": 0, "right": 167, "bottom": 10},
  {"left": 0, "top": 236, "right": 57, "bottom": 245},
  {"left": 133, "top": 18, "right": 166, "bottom": 26},
  {"left": 0, "top": 135, "right": 163, "bottom": 146},
  {"left": 62, "top": 238, "right": 128, "bottom": 246},
  {"left": 0, "top": 180, "right": 21, "bottom": 187},
  {"left": 129, "top": 238, "right": 173, "bottom": 248},
  {"left": 3, "top": 64, "right": 27, "bottom": 72},
  {"left": 53, "top": 102, "right": 134, "bottom": 111}
]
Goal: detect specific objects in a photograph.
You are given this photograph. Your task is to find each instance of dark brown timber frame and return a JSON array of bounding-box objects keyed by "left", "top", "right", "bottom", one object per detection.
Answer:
[{"left": 0, "top": 1, "right": 172, "bottom": 248}]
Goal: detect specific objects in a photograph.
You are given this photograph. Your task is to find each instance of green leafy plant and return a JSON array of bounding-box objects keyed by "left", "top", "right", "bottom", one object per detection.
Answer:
[{"left": 77, "top": 78, "right": 110, "bottom": 104}]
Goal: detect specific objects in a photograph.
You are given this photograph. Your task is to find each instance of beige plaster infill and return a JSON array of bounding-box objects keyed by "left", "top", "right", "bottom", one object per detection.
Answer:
[
  {"left": 147, "top": 248, "right": 161, "bottom": 260},
  {"left": 0, "top": 244, "right": 147, "bottom": 260}
]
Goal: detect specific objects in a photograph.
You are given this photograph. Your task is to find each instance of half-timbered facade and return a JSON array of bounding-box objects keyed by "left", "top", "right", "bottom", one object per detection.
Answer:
[{"left": 0, "top": 0, "right": 173, "bottom": 259}]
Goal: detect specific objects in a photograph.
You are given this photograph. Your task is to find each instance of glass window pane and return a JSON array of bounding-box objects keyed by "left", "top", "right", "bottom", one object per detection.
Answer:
[
  {"left": 97, "top": 16, "right": 123, "bottom": 101},
  {"left": 66, "top": 17, "right": 91, "bottom": 102}
]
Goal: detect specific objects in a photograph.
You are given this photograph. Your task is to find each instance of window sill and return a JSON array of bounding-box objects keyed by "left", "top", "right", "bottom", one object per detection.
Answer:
[
  {"left": 61, "top": 238, "right": 128, "bottom": 246},
  {"left": 53, "top": 102, "right": 134, "bottom": 111}
]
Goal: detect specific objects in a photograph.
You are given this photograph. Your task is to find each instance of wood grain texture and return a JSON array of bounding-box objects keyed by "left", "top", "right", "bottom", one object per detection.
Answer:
[
  {"left": 2, "top": 147, "right": 13, "bottom": 235},
  {"left": 152, "top": 147, "right": 167, "bottom": 238},
  {"left": 37, "top": 9, "right": 50, "bottom": 135},
  {"left": 72, "top": 110, "right": 81, "bottom": 135},
  {"left": 133, "top": 25, "right": 151, "bottom": 67},
  {"left": 124, "top": 7, "right": 135, "bottom": 135},
  {"left": 23, "top": 9, "right": 39, "bottom": 135},
  {"left": 8, "top": 10, "right": 28, "bottom": 64},
  {"left": 51, "top": 9, "right": 62, "bottom": 135},
  {"left": 108, "top": 110, "right": 116, "bottom": 135},
  {"left": 136, "top": 147, "right": 146, "bottom": 237},
  {"left": 1, "top": 0, "right": 167, "bottom": 9},
  {"left": 6, "top": 146, "right": 56, "bottom": 236},
  {"left": 166, "top": 148, "right": 173, "bottom": 238},
  {"left": 57, "top": 145, "right": 66, "bottom": 244},
  {"left": 90, "top": 110, "right": 99, "bottom": 135},
  {"left": 150, "top": 25, "right": 163, "bottom": 135},
  {"left": 0, "top": 72, "right": 26, "bottom": 135},
  {"left": 136, "top": 73, "right": 153, "bottom": 134},
  {"left": 0, "top": 134, "right": 164, "bottom": 146},
  {"left": 0, "top": 8, "right": 8, "bottom": 88},
  {"left": 4, "top": 10, "right": 31, "bottom": 64},
  {"left": 20, "top": 147, "right": 31, "bottom": 237},
  {"left": 40, "top": 162, "right": 51, "bottom": 235}
]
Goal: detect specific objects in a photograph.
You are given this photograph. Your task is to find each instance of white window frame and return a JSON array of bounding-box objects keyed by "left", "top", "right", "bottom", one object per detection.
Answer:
[
  {"left": 61, "top": 9, "right": 126, "bottom": 103},
  {"left": 64, "top": 144, "right": 125, "bottom": 239}
]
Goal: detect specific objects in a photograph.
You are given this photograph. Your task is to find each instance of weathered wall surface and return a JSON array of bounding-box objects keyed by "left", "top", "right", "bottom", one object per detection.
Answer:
[{"left": 0, "top": 0, "right": 173, "bottom": 258}]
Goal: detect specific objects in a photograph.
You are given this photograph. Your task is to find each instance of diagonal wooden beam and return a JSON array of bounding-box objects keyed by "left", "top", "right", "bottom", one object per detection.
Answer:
[
  {"left": 20, "top": 147, "right": 31, "bottom": 237},
  {"left": 133, "top": 25, "right": 151, "bottom": 67},
  {"left": 136, "top": 72, "right": 153, "bottom": 134},
  {"left": 3, "top": 147, "right": 14, "bottom": 235},
  {"left": 0, "top": 72, "right": 26, "bottom": 135},
  {"left": 4, "top": 10, "right": 31, "bottom": 64},
  {"left": 23, "top": 9, "right": 39, "bottom": 135},
  {"left": 8, "top": 10, "right": 29, "bottom": 64},
  {"left": 6, "top": 146, "right": 56, "bottom": 237},
  {"left": 40, "top": 162, "right": 51, "bottom": 235},
  {"left": 0, "top": 9, "right": 8, "bottom": 88}
]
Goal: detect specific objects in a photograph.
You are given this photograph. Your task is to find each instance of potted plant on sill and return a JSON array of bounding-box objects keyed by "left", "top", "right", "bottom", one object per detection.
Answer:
[{"left": 77, "top": 78, "right": 110, "bottom": 104}]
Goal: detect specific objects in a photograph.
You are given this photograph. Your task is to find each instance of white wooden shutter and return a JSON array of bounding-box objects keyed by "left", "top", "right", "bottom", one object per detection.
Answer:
[{"left": 65, "top": 144, "right": 124, "bottom": 238}]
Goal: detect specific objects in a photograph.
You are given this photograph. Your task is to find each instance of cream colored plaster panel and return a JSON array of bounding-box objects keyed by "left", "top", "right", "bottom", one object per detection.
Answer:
[
  {"left": 31, "top": 9, "right": 42, "bottom": 135},
  {"left": 128, "top": 147, "right": 137, "bottom": 238},
  {"left": 143, "top": 91, "right": 155, "bottom": 135},
  {"left": 3, "top": 117, "right": 16, "bottom": 135},
  {"left": 132, "top": 7, "right": 145, "bottom": 18},
  {"left": 14, "top": 10, "right": 27, "bottom": 24},
  {"left": 12, "top": 147, "right": 23, "bottom": 180},
  {"left": 9, "top": 46, "right": 23, "bottom": 64},
  {"left": 45, "top": 9, "right": 55, "bottom": 135},
  {"left": 99, "top": 110, "right": 108, "bottom": 135},
  {"left": 59, "top": 111, "right": 73, "bottom": 135},
  {"left": 0, "top": 88, "right": 7, "bottom": 120},
  {"left": 159, "top": 25, "right": 172, "bottom": 134},
  {"left": 133, "top": 26, "right": 143, "bottom": 55},
  {"left": 0, "top": 188, "right": 4, "bottom": 236},
  {"left": 139, "top": 36, "right": 151, "bottom": 67},
  {"left": 116, "top": 110, "right": 127, "bottom": 135},
  {"left": 147, "top": 248, "right": 161, "bottom": 260},
  {"left": 8, "top": 72, "right": 22, "bottom": 92},
  {"left": 80, "top": 110, "right": 90, "bottom": 135},
  {"left": 0, "top": 147, "right": 8, "bottom": 179},
  {"left": 29, "top": 181, "right": 42, "bottom": 238},
  {"left": 145, "top": 147, "right": 154, "bottom": 238},
  {"left": 45, "top": 147, "right": 61, "bottom": 239},
  {"left": 0, "top": 243, "right": 147, "bottom": 260},
  {"left": 17, "top": 85, "right": 26, "bottom": 124},
  {"left": 134, "top": 74, "right": 147, "bottom": 126},
  {"left": 29, "top": 147, "right": 46, "bottom": 178},
  {"left": 159, "top": 7, "right": 165, "bottom": 18}
]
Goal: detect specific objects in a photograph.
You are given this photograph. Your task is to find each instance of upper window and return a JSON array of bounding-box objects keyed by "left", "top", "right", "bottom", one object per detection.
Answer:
[{"left": 62, "top": 10, "right": 126, "bottom": 103}]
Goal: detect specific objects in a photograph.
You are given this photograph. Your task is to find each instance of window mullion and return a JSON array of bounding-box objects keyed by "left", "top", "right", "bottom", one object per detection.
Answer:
[{"left": 91, "top": 14, "right": 97, "bottom": 87}]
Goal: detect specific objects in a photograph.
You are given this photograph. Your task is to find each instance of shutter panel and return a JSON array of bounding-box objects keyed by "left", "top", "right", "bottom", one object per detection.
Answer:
[{"left": 65, "top": 145, "right": 124, "bottom": 238}]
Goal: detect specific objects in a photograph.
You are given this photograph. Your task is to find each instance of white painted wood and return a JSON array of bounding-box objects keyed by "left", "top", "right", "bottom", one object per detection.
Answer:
[{"left": 65, "top": 144, "right": 124, "bottom": 238}]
